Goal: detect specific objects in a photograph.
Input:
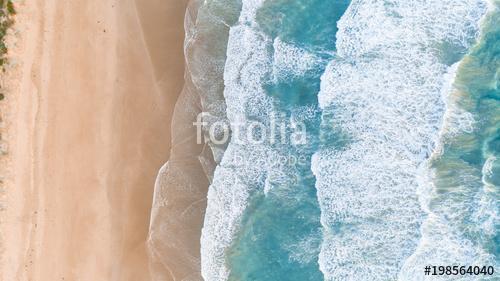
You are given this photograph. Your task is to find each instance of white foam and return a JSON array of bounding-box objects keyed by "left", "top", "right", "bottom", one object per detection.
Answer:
[
  {"left": 200, "top": 1, "right": 277, "bottom": 279},
  {"left": 400, "top": 3, "right": 499, "bottom": 279},
  {"left": 200, "top": 23, "right": 272, "bottom": 280},
  {"left": 283, "top": 234, "right": 322, "bottom": 265},
  {"left": 312, "top": 0, "right": 488, "bottom": 280},
  {"left": 272, "top": 38, "right": 324, "bottom": 81},
  {"left": 438, "top": 65, "right": 476, "bottom": 141}
]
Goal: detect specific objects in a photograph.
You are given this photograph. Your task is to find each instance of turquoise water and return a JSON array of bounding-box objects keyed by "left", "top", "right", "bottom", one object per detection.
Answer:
[
  {"left": 197, "top": 0, "right": 499, "bottom": 280},
  {"left": 430, "top": 2, "right": 500, "bottom": 263},
  {"left": 256, "top": 0, "right": 349, "bottom": 51},
  {"left": 226, "top": 1, "right": 349, "bottom": 280},
  {"left": 394, "top": 2, "right": 499, "bottom": 277},
  {"left": 259, "top": 0, "right": 349, "bottom": 106}
]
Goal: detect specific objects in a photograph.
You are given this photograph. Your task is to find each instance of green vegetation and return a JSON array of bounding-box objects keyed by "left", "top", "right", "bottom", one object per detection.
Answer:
[
  {"left": 6, "top": 1, "right": 15, "bottom": 15},
  {"left": 0, "top": 0, "right": 14, "bottom": 105},
  {"left": 0, "top": 0, "right": 15, "bottom": 69}
]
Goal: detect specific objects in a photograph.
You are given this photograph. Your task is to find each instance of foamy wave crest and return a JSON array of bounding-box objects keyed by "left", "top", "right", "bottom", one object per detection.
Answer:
[
  {"left": 434, "top": 64, "right": 476, "bottom": 150},
  {"left": 272, "top": 38, "right": 324, "bottom": 81},
  {"left": 200, "top": 1, "right": 273, "bottom": 278},
  {"left": 400, "top": 3, "right": 499, "bottom": 278},
  {"left": 312, "top": 0, "right": 488, "bottom": 280}
]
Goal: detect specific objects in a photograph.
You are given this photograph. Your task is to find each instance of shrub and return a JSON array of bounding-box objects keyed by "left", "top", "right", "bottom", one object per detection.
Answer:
[
  {"left": 0, "top": 0, "right": 15, "bottom": 70},
  {"left": 6, "top": 1, "right": 14, "bottom": 15}
]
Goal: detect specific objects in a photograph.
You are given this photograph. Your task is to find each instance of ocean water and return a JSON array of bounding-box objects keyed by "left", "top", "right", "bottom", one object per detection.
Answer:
[
  {"left": 400, "top": 2, "right": 500, "bottom": 279},
  {"left": 225, "top": 1, "right": 350, "bottom": 281},
  {"left": 313, "top": 0, "right": 490, "bottom": 280},
  {"left": 162, "top": 0, "right": 500, "bottom": 280}
]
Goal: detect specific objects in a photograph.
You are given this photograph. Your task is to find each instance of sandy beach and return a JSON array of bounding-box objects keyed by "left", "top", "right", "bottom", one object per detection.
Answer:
[{"left": 0, "top": 0, "right": 187, "bottom": 280}]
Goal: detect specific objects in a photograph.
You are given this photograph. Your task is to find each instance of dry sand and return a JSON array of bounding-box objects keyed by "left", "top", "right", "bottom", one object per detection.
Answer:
[{"left": 1, "top": 0, "right": 188, "bottom": 280}]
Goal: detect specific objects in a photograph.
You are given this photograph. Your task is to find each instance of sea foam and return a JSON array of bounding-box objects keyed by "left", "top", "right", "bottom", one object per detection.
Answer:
[
  {"left": 312, "top": 0, "right": 488, "bottom": 280},
  {"left": 200, "top": 1, "right": 274, "bottom": 279},
  {"left": 400, "top": 2, "right": 500, "bottom": 279}
]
